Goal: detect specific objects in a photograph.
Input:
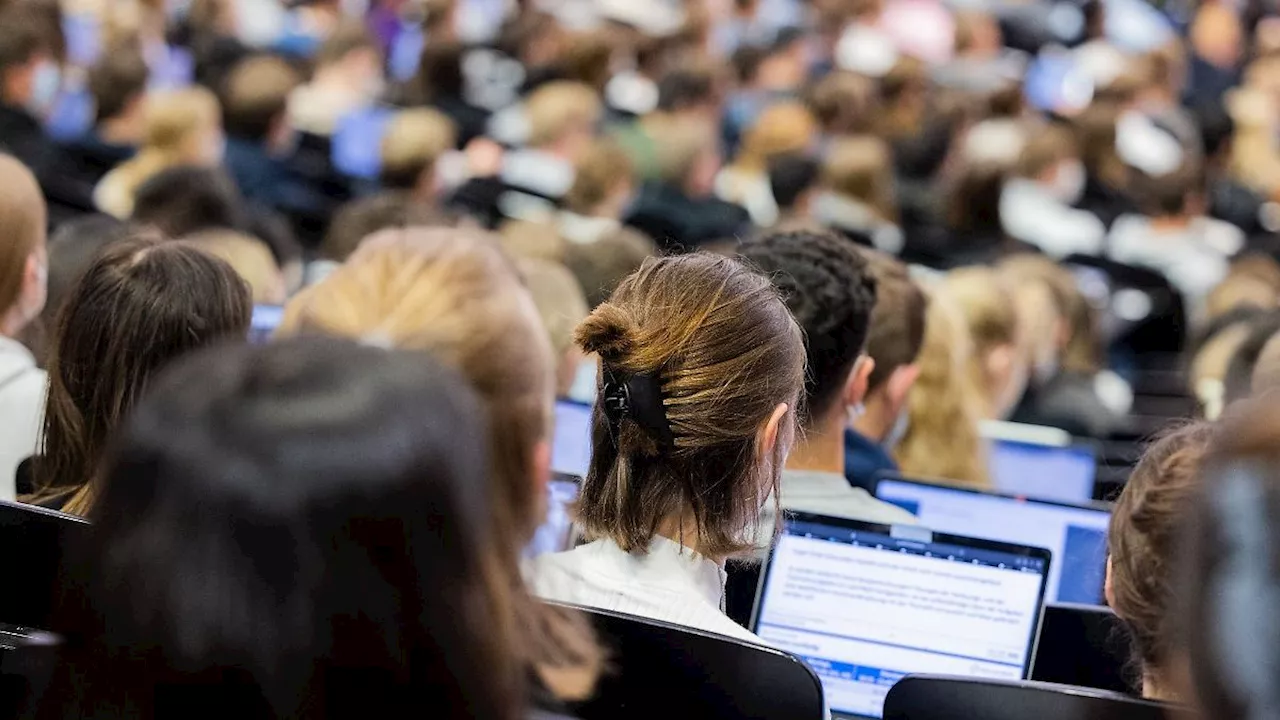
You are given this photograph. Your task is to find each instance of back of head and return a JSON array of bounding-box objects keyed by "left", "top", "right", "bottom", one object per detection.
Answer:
[
  {"left": 132, "top": 166, "right": 248, "bottom": 236},
  {"left": 88, "top": 41, "right": 149, "bottom": 125},
  {"left": 524, "top": 81, "right": 601, "bottom": 149},
  {"left": 220, "top": 54, "right": 301, "bottom": 141},
  {"left": 564, "top": 140, "right": 634, "bottom": 216},
  {"left": 0, "top": 4, "right": 52, "bottom": 81},
  {"left": 182, "top": 229, "right": 285, "bottom": 305},
  {"left": 142, "top": 87, "right": 220, "bottom": 155},
  {"left": 321, "top": 192, "right": 454, "bottom": 262},
  {"left": 647, "top": 114, "right": 717, "bottom": 187},
  {"left": 0, "top": 154, "right": 47, "bottom": 322},
  {"left": 1015, "top": 123, "right": 1079, "bottom": 179},
  {"left": 734, "top": 102, "right": 817, "bottom": 171},
  {"left": 656, "top": 66, "right": 716, "bottom": 113},
  {"left": 562, "top": 227, "right": 656, "bottom": 308},
  {"left": 42, "top": 215, "right": 133, "bottom": 330},
  {"left": 518, "top": 257, "right": 588, "bottom": 393},
  {"left": 857, "top": 248, "right": 927, "bottom": 395},
  {"left": 314, "top": 19, "right": 378, "bottom": 69},
  {"left": 822, "top": 135, "right": 897, "bottom": 220},
  {"left": 1108, "top": 422, "right": 1216, "bottom": 698},
  {"left": 805, "top": 70, "right": 878, "bottom": 135},
  {"left": 768, "top": 152, "right": 820, "bottom": 212},
  {"left": 1133, "top": 161, "right": 1202, "bottom": 217},
  {"left": 36, "top": 236, "right": 252, "bottom": 511},
  {"left": 47, "top": 337, "right": 519, "bottom": 720},
  {"left": 941, "top": 266, "right": 1023, "bottom": 415},
  {"left": 575, "top": 253, "right": 805, "bottom": 557},
  {"left": 379, "top": 108, "right": 457, "bottom": 190},
  {"left": 739, "top": 229, "right": 877, "bottom": 427},
  {"left": 1224, "top": 313, "right": 1280, "bottom": 406}
]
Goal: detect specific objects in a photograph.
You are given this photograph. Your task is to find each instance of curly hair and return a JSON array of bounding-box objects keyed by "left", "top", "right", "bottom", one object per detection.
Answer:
[{"left": 740, "top": 229, "right": 878, "bottom": 426}]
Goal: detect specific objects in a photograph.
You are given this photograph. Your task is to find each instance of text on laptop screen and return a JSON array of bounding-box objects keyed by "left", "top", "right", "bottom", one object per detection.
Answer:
[
  {"left": 524, "top": 475, "right": 580, "bottom": 558},
  {"left": 753, "top": 518, "right": 1049, "bottom": 719},
  {"left": 551, "top": 400, "right": 593, "bottom": 478},
  {"left": 876, "top": 478, "right": 1109, "bottom": 605},
  {"left": 988, "top": 439, "right": 1096, "bottom": 503}
]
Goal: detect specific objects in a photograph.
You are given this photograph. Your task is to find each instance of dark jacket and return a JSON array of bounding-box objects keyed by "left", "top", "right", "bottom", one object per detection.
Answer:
[
  {"left": 1010, "top": 371, "right": 1126, "bottom": 440},
  {"left": 624, "top": 182, "right": 752, "bottom": 253},
  {"left": 224, "top": 136, "right": 341, "bottom": 248},
  {"left": 447, "top": 149, "right": 576, "bottom": 230},
  {"left": 0, "top": 103, "right": 96, "bottom": 226},
  {"left": 59, "top": 132, "right": 135, "bottom": 188},
  {"left": 844, "top": 428, "right": 899, "bottom": 493}
]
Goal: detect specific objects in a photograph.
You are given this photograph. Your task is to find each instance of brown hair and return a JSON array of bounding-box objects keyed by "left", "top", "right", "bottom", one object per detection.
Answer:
[
  {"left": 823, "top": 135, "right": 898, "bottom": 222},
  {"left": 806, "top": 70, "right": 878, "bottom": 135},
  {"left": 575, "top": 254, "right": 805, "bottom": 558},
  {"left": 1015, "top": 123, "right": 1079, "bottom": 178},
  {"left": 1108, "top": 422, "right": 1215, "bottom": 696},
  {"left": 181, "top": 229, "right": 285, "bottom": 305},
  {"left": 730, "top": 102, "right": 817, "bottom": 173},
  {"left": 88, "top": 41, "right": 149, "bottom": 124},
  {"left": 314, "top": 20, "right": 379, "bottom": 68},
  {"left": 321, "top": 193, "right": 454, "bottom": 262},
  {"left": 220, "top": 54, "right": 302, "bottom": 141},
  {"left": 31, "top": 235, "right": 252, "bottom": 514},
  {"left": 857, "top": 248, "right": 927, "bottom": 393},
  {"left": 563, "top": 227, "right": 656, "bottom": 308},
  {"left": 1000, "top": 253, "right": 1103, "bottom": 374},
  {"left": 0, "top": 153, "right": 47, "bottom": 317},
  {"left": 379, "top": 108, "right": 457, "bottom": 191},
  {"left": 564, "top": 140, "right": 634, "bottom": 215},
  {"left": 278, "top": 228, "right": 601, "bottom": 699},
  {"left": 525, "top": 81, "right": 601, "bottom": 149}
]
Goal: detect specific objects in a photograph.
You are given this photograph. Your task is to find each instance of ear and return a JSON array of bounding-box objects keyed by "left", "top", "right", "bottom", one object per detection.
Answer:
[
  {"left": 986, "top": 344, "right": 1015, "bottom": 383},
  {"left": 760, "top": 402, "right": 791, "bottom": 457},
  {"left": 1104, "top": 555, "right": 1116, "bottom": 610},
  {"left": 885, "top": 363, "right": 920, "bottom": 408},
  {"left": 843, "top": 355, "right": 875, "bottom": 409}
]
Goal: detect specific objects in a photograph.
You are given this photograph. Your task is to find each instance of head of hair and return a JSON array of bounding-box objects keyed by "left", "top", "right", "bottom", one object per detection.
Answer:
[
  {"left": 181, "top": 229, "right": 284, "bottom": 305},
  {"left": 131, "top": 166, "right": 248, "bottom": 237},
  {"left": 942, "top": 266, "right": 1023, "bottom": 414},
  {"left": 413, "top": 39, "right": 465, "bottom": 102},
  {"left": 41, "top": 215, "right": 133, "bottom": 334},
  {"left": 656, "top": 66, "right": 717, "bottom": 113},
  {"left": 524, "top": 81, "right": 602, "bottom": 149},
  {"left": 730, "top": 45, "right": 767, "bottom": 85},
  {"left": 1108, "top": 422, "right": 1216, "bottom": 694},
  {"left": 575, "top": 253, "right": 805, "bottom": 557},
  {"left": 856, "top": 248, "right": 927, "bottom": 394},
  {"left": 141, "top": 87, "right": 221, "bottom": 156},
  {"left": 805, "top": 70, "right": 878, "bottom": 135},
  {"left": 946, "top": 158, "right": 1007, "bottom": 234},
  {"left": 555, "top": 30, "right": 613, "bottom": 92},
  {"left": 733, "top": 102, "right": 817, "bottom": 172},
  {"left": 1073, "top": 104, "right": 1127, "bottom": 185},
  {"left": 894, "top": 287, "right": 989, "bottom": 487},
  {"left": 647, "top": 115, "right": 717, "bottom": 187},
  {"left": 1224, "top": 312, "right": 1280, "bottom": 406},
  {"left": 220, "top": 54, "right": 302, "bottom": 141},
  {"left": 1015, "top": 123, "right": 1080, "bottom": 179},
  {"left": 0, "top": 4, "right": 52, "bottom": 79},
  {"left": 1132, "top": 160, "right": 1204, "bottom": 217},
  {"left": 999, "top": 252, "right": 1101, "bottom": 374},
  {"left": 279, "top": 228, "right": 601, "bottom": 696},
  {"left": 822, "top": 135, "right": 898, "bottom": 222},
  {"left": 1208, "top": 255, "right": 1280, "bottom": 320},
  {"left": 562, "top": 227, "right": 656, "bottom": 308},
  {"left": 314, "top": 19, "right": 378, "bottom": 69},
  {"left": 768, "top": 152, "right": 821, "bottom": 212},
  {"left": 740, "top": 229, "right": 877, "bottom": 425},
  {"left": 518, "top": 257, "right": 589, "bottom": 395},
  {"left": 88, "top": 41, "right": 149, "bottom": 124},
  {"left": 379, "top": 108, "right": 457, "bottom": 190},
  {"left": 0, "top": 153, "right": 47, "bottom": 318},
  {"left": 33, "top": 235, "right": 252, "bottom": 512},
  {"left": 321, "top": 193, "right": 454, "bottom": 262},
  {"left": 41, "top": 336, "right": 523, "bottom": 719},
  {"left": 563, "top": 140, "right": 634, "bottom": 216}
]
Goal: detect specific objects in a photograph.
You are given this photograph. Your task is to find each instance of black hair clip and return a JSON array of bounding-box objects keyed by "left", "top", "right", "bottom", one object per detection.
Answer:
[{"left": 601, "top": 366, "right": 676, "bottom": 450}]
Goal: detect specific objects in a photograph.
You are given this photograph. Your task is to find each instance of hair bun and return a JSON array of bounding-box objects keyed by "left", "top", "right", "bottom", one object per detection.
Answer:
[{"left": 576, "top": 303, "right": 638, "bottom": 361}]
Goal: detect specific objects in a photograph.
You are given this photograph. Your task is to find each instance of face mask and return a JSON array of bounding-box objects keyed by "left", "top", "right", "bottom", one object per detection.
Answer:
[
  {"left": 1050, "top": 159, "right": 1086, "bottom": 205},
  {"left": 27, "top": 62, "right": 60, "bottom": 115},
  {"left": 1032, "top": 344, "right": 1060, "bottom": 386},
  {"left": 997, "top": 359, "right": 1030, "bottom": 420},
  {"left": 882, "top": 407, "right": 910, "bottom": 451}
]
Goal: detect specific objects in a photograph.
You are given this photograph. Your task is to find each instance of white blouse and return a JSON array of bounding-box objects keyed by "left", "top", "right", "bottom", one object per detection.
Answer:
[{"left": 527, "top": 535, "right": 765, "bottom": 645}]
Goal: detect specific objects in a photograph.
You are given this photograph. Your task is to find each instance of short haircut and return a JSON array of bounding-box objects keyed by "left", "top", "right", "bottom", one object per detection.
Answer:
[
  {"left": 88, "top": 42, "right": 149, "bottom": 124},
  {"left": 132, "top": 166, "right": 248, "bottom": 237},
  {"left": 0, "top": 4, "right": 51, "bottom": 77},
  {"left": 740, "top": 229, "right": 878, "bottom": 426},
  {"left": 856, "top": 248, "right": 928, "bottom": 393},
  {"left": 562, "top": 227, "right": 655, "bottom": 308},
  {"left": 379, "top": 108, "right": 457, "bottom": 190},
  {"left": 220, "top": 54, "right": 302, "bottom": 141},
  {"left": 564, "top": 140, "right": 633, "bottom": 215},
  {"left": 1134, "top": 161, "right": 1203, "bottom": 216},
  {"left": 1015, "top": 123, "right": 1079, "bottom": 178},
  {"left": 656, "top": 67, "right": 715, "bottom": 112},
  {"left": 0, "top": 154, "right": 46, "bottom": 316},
  {"left": 1224, "top": 312, "right": 1280, "bottom": 405},
  {"left": 517, "top": 257, "right": 588, "bottom": 359},
  {"left": 822, "top": 135, "right": 897, "bottom": 221},
  {"left": 647, "top": 116, "right": 715, "bottom": 186},
  {"left": 314, "top": 20, "right": 378, "bottom": 68},
  {"left": 524, "top": 81, "right": 601, "bottom": 148},
  {"left": 805, "top": 70, "right": 878, "bottom": 135},
  {"left": 181, "top": 229, "right": 283, "bottom": 305},
  {"left": 44, "top": 215, "right": 135, "bottom": 323},
  {"left": 321, "top": 193, "right": 454, "bottom": 262},
  {"left": 768, "top": 153, "right": 820, "bottom": 211}
]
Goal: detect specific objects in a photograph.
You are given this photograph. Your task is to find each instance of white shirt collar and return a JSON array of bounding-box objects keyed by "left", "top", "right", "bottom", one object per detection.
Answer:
[{"left": 589, "top": 535, "right": 727, "bottom": 610}]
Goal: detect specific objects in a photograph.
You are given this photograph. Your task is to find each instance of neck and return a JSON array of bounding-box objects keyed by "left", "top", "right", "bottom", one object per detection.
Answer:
[
  {"left": 1, "top": 305, "right": 26, "bottom": 339},
  {"left": 1149, "top": 214, "right": 1193, "bottom": 232},
  {"left": 786, "top": 414, "right": 845, "bottom": 475},
  {"left": 656, "top": 516, "right": 725, "bottom": 565},
  {"left": 854, "top": 394, "right": 891, "bottom": 443},
  {"left": 1142, "top": 672, "right": 1175, "bottom": 702},
  {"left": 99, "top": 114, "right": 143, "bottom": 146}
]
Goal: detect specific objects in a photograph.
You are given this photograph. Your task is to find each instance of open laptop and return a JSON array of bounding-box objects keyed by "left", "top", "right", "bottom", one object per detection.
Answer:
[
  {"left": 751, "top": 513, "right": 1051, "bottom": 719},
  {"left": 249, "top": 305, "right": 285, "bottom": 345},
  {"left": 551, "top": 399, "right": 593, "bottom": 479},
  {"left": 524, "top": 473, "right": 582, "bottom": 559},
  {"left": 875, "top": 476, "right": 1110, "bottom": 605},
  {"left": 981, "top": 421, "right": 1098, "bottom": 503},
  {"left": 0, "top": 500, "right": 90, "bottom": 639}
]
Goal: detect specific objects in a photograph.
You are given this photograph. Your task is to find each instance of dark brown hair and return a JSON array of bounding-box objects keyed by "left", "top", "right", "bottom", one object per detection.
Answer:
[
  {"left": 220, "top": 54, "right": 301, "bottom": 141},
  {"left": 1108, "top": 422, "right": 1216, "bottom": 691},
  {"left": 29, "top": 235, "right": 252, "bottom": 513},
  {"left": 575, "top": 253, "right": 805, "bottom": 558},
  {"left": 857, "top": 249, "right": 927, "bottom": 394},
  {"left": 88, "top": 41, "right": 149, "bottom": 124}
]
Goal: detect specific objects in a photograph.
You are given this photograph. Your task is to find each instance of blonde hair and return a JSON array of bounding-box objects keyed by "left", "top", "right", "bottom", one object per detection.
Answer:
[
  {"left": 278, "top": 228, "right": 600, "bottom": 699},
  {"left": 182, "top": 230, "right": 285, "bottom": 305},
  {"left": 822, "top": 135, "right": 898, "bottom": 221},
  {"left": 731, "top": 102, "right": 817, "bottom": 172},
  {"left": 379, "top": 108, "right": 457, "bottom": 190},
  {"left": 525, "top": 81, "right": 602, "bottom": 148},
  {"left": 647, "top": 116, "right": 716, "bottom": 186},
  {"left": 519, "top": 257, "right": 589, "bottom": 396},
  {"left": 942, "top": 266, "right": 1021, "bottom": 416},
  {"left": 894, "top": 287, "right": 990, "bottom": 488},
  {"left": 97, "top": 88, "right": 221, "bottom": 218},
  {"left": 564, "top": 140, "right": 634, "bottom": 215},
  {"left": 0, "top": 154, "right": 46, "bottom": 317}
]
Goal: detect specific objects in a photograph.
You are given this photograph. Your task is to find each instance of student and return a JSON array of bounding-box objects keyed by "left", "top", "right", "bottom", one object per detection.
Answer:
[
  {"left": 378, "top": 108, "right": 457, "bottom": 203},
  {"left": 528, "top": 253, "right": 805, "bottom": 643},
  {"left": 130, "top": 165, "right": 250, "bottom": 237},
  {"left": 558, "top": 140, "right": 637, "bottom": 246},
  {"left": 562, "top": 227, "right": 656, "bottom": 309},
  {"left": 844, "top": 250, "right": 927, "bottom": 491},
  {"left": 318, "top": 192, "right": 453, "bottom": 266},
  {"left": 715, "top": 102, "right": 817, "bottom": 226},
  {"left": 278, "top": 228, "right": 601, "bottom": 701},
  {"left": 182, "top": 229, "right": 288, "bottom": 306},
  {"left": 1106, "top": 422, "right": 1214, "bottom": 701},
  {"left": 287, "top": 22, "right": 385, "bottom": 137},
  {"left": 94, "top": 88, "right": 225, "bottom": 218},
  {"left": 740, "top": 230, "right": 916, "bottom": 524},
  {"left": 813, "top": 135, "right": 904, "bottom": 254},
  {"left": 23, "top": 338, "right": 534, "bottom": 720},
  {"left": 0, "top": 155, "right": 48, "bottom": 502},
  {"left": 941, "top": 266, "right": 1029, "bottom": 420},
  {"left": 62, "top": 43, "right": 148, "bottom": 189},
  {"left": 23, "top": 236, "right": 251, "bottom": 514},
  {"left": 518, "top": 257, "right": 589, "bottom": 398},
  {"left": 999, "top": 124, "right": 1106, "bottom": 258},
  {"left": 766, "top": 152, "right": 821, "bottom": 226}
]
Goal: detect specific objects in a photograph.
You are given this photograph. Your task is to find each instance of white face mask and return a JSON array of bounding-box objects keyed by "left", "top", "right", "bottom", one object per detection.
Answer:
[
  {"left": 27, "top": 61, "right": 60, "bottom": 116},
  {"left": 882, "top": 406, "right": 910, "bottom": 451},
  {"left": 1049, "top": 159, "right": 1087, "bottom": 205}
]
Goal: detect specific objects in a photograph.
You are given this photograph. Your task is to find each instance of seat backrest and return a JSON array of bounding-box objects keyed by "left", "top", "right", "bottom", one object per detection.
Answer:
[
  {"left": 1063, "top": 254, "right": 1187, "bottom": 365},
  {"left": 1031, "top": 603, "right": 1134, "bottom": 693},
  {"left": 563, "top": 604, "right": 825, "bottom": 720},
  {"left": 0, "top": 500, "right": 90, "bottom": 630},
  {"left": 883, "top": 675, "right": 1185, "bottom": 720}
]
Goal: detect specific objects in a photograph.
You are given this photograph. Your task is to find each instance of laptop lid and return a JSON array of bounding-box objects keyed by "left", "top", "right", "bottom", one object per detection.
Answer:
[
  {"left": 525, "top": 473, "right": 582, "bottom": 559},
  {"left": 751, "top": 512, "right": 1051, "bottom": 720},
  {"left": 981, "top": 422, "right": 1097, "bottom": 503},
  {"left": 551, "top": 399, "right": 593, "bottom": 479},
  {"left": 0, "top": 500, "right": 90, "bottom": 631},
  {"left": 875, "top": 476, "right": 1110, "bottom": 605}
]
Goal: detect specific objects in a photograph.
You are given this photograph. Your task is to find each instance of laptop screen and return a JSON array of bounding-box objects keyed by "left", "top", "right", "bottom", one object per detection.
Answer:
[
  {"left": 249, "top": 305, "right": 284, "bottom": 345},
  {"left": 524, "top": 474, "right": 581, "bottom": 559},
  {"left": 988, "top": 439, "right": 1097, "bottom": 503},
  {"left": 752, "top": 514, "right": 1050, "bottom": 719},
  {"left": 876, "top": 478, "right": 1110, "bottom": 605},
  {"left": 551, "top": 400, "right": 593, "bottom": 478}
]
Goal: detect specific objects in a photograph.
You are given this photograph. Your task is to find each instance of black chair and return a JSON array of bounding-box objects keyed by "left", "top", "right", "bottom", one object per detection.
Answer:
[
  {"left": 0, "top": 500, "right": 89, "bottom": 631},
  {"left": 883, "top": 675, "right": 1185, "bottom": 720},
  {"left": 1063, "top": 254, "right": 1188, "bottom": 373},
  {"left": 1032, "top": 603, "right": 1134, "bottom": 694},
  {"left": 564, "top": 604, "right": 825, "bottom": 720}
]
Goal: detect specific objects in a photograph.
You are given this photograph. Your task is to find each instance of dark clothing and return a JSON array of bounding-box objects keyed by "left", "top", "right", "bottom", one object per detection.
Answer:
[
  {"left": 60, "top": 132, "right": 135, "bottom": 188},
  {"left": 1010, "top": 371, "right": 1126, "bottom": 440},
  {"left": 223, "top": 136, "right": 341, "bottom": 249},
  {"left": 12, "top": 456, "right": 72, "bottom": 512},
  {"left": 432, "top": 95, "right": 491, "bottom": 149},
  {"left": 624, "top": 182, "right": 752, "bottom": 253},
  {"left": 0, "top": 103, "right": 95, "bottom": 227},
  {"left": 1076, "top": 177, "right": 1135, "bottom": 232},
  {"left": 844, "top": 428, "right": 898, "bottom": 494}
]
